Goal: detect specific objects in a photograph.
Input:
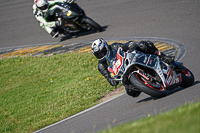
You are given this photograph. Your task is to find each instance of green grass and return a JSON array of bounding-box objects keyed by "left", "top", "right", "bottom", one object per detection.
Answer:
[
  {"left": 1, "top": 52, "right": 199, "bottom": 133},
  {"left": 99, "top": 102, "right": 200, "bottom": 133},
  {"left": 0, "top": 52, "right": 117, "bottom": 133}
]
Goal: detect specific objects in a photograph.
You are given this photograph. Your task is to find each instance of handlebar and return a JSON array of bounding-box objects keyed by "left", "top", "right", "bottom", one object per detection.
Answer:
[{"left": 112, "top": 78, "right": 122, "bottom": 81}]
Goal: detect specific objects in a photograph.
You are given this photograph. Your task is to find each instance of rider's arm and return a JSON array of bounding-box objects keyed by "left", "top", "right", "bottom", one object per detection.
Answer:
[
  {"left": 110, "top": 43, "right": 124, "bottom": 51},
  {"left": 121, "top": 41, "right": 138, "bottom": 52},
  {"left": 36, "top": 15, "right": 56, "bottom": 27},
  {"left": 136, "top": 41, "right": 160, "bottom": 55},
  {"left": 111, "top": 41, "right": 144, "bottom": 52},
  {"left": 122, "top": 41, "right": 160, "bottom": 55},
  {"left": 33, "top": 4, "right": 56, "bottom": 27},
  {"left": 98, "top": 61, "right": 119, "bottom": 86}
]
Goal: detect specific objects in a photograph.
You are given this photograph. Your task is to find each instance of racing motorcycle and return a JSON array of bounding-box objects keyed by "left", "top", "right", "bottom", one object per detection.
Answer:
[
  {"left": 54, "top": 0, "right": 102, "bottom": 35},
  {"left": 107, "top": 47, "right": 194, "bottom": 98}
]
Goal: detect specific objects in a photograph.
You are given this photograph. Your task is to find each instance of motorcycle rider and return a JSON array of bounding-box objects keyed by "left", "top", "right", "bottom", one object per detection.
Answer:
[
  {"left": 91, "top": 38, "right": 175, "bottom": 97},
  {"left": 33, "top": 0, "right": 72, "bottom": 38}
]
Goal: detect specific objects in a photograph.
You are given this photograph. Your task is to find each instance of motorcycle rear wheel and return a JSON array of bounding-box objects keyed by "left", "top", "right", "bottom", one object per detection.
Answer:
[
  {"left": 130, "top": 73, "right": 167, "bottom": 98},
  {"left": 84, "top": 17, "right": 102, "bottom": 32}
]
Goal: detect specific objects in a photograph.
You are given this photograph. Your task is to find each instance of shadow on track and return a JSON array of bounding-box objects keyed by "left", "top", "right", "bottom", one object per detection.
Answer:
[
  {"left": 137, "top": 80, "right": 200, "bottom": 103},
  {"left": 60, "top": 25, "right": 108, "bottom": 42}
]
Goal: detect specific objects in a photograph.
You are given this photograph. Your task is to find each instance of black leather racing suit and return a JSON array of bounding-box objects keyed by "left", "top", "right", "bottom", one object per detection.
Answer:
[{"left": 98, "top": 40, "right": 173, "bottom": 97}]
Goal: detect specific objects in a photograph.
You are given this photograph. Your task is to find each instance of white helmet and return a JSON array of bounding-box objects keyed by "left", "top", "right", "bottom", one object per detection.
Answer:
[
  {"left": 91, "top": 38, "right": 109, "bottom": 61},
  {"left": 35, "top": 0, "right": 49, "bottom": 12}
]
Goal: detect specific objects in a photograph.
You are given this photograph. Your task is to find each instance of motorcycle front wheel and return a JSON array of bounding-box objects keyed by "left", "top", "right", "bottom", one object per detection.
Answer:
[
  {"left": 178, "top": 66, "right": 194, "bottom": 87},
  {"left": 130, "top": 73, "right": 167, "bottom": 98},
  {"left": 82, "top": 17, "right": 102, "bottom": 32}
]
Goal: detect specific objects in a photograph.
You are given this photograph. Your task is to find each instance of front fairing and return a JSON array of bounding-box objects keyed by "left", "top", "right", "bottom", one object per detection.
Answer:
[
  {"left": 128, "top": 52, "right": 181, "bottom": 88},
  {"left": 107, "top": 48, "right": 126, "bottom": 80},
  {"left": 65, "top": 3, "right": 85, "bottom": 19},
  {"left": 105, "top": 49, "right": 117, "bottom": 67},
  {"left": 43, "top": 4, "right": 67, "bottom": 21}
]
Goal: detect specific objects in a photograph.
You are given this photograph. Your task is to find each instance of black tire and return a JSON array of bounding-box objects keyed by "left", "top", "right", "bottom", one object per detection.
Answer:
[
  {"left": 84, "top": 17, "right": 102, "bottom": 32},
  {"left": 130, "top": 73, "right": 167, "bottom": 98},
  {"left": 178, "top": 67, "right": 194, "bottom": 87}
]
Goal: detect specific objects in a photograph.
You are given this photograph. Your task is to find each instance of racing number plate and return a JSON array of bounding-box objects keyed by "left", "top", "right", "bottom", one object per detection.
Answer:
[{"left": 108, "top": 52, "right": 123, "bottom": 76}]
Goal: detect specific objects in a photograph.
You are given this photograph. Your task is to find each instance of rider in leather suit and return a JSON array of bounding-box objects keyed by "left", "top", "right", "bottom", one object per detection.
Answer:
[
  {"left": 33, "top": 0, "right": 72, "bottom": 38},
  {"left": 91, "top": 38, "right": 174, "bottom": 97}
]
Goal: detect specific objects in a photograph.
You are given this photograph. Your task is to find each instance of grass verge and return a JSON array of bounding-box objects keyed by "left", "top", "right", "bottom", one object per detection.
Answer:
[
  {"left": 1, "top": 52, "right": 199, "bottom": 133},
  {"left": 99, "top": 102, "right": 200, "bottom": 133},
  {"left": 0, "top": 52, "right": 117, "bottom": 132}
]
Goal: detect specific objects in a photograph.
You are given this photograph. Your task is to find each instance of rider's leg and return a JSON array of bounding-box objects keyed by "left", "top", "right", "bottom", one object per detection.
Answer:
[
  {"left": 41, "top": 23, "right": 59, "bottom": 38},
  {"left": 156, "top": 50, "right": 175, "bottom": 64},
  {"left": 138, "top": 41, "right": 175, "bottom": 64}
]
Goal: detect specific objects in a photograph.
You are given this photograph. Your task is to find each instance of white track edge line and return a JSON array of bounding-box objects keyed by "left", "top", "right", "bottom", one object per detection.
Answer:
[{"left": 33, "top": 92, "right": 126, "bottom": 133}]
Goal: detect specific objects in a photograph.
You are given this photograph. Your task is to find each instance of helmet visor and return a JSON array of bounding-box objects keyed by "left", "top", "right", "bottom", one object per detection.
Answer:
[
  {"left": 94, "top": 45, "right": 107, "bottom": 60},
  {"left": 38, "top": 4, "right": 48, "bottom": 10}
]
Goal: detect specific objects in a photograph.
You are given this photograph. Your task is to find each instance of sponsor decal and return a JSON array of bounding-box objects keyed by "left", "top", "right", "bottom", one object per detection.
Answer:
[
  {"left": 113, "top": 58, "right": 122, "bottom": 75},
  {"left": 173, "top": 74, "right": 182, "bottom": 84},
  {"left": 148, "top": 59, "right": 152, "bottom": 65},
  {"left": 143, "top": 56, "right": 147, "bottom": 64},
  {"left": 165, "top": 68, "right": 174, "bottom": 87},
  {"left": 67, "top": 10, "right": 72, "bottom": 16},
  {"left": 108, "top": 48, "right": 123, "bottom": 76}
]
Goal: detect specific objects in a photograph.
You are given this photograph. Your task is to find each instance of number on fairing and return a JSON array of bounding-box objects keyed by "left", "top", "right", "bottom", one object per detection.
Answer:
[{"left": 113, "top": 58, "right": 122, "bottom": 75}]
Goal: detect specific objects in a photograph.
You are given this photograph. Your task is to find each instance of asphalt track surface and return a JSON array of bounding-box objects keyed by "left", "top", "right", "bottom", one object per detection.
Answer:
[{"left": 1, "top": 0, "right": 200, "bottom": 133}]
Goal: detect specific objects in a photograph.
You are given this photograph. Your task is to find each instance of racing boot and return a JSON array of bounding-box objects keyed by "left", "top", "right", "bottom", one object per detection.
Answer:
[
  {"left": 157, "top": 50, "right": 175, "bottom": 64},
  {"left": 50, "top": 30, "right": 59, "bottom": 38},
  {"left": 160, "top": 53, "right": 175, "bottom": 64},
  {"left": 125, "top": 87, "right": 141, "bottom": 98}
]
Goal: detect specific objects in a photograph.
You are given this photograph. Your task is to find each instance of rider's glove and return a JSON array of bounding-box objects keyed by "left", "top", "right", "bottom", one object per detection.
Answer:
[
  {"left": 159, "top": 53, "right": 175, "bottom": 64},
  {"left": 107, "top": 78, "right": 119, "bottom": 86}
]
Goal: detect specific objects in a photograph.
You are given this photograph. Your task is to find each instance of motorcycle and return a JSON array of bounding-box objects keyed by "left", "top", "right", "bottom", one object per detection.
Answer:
[
  {"left": 51, "top": 0, "right": 102, "bottom": 35},
  {"left": 107, "top": 47, "right": 194, "bottom": 98}
]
